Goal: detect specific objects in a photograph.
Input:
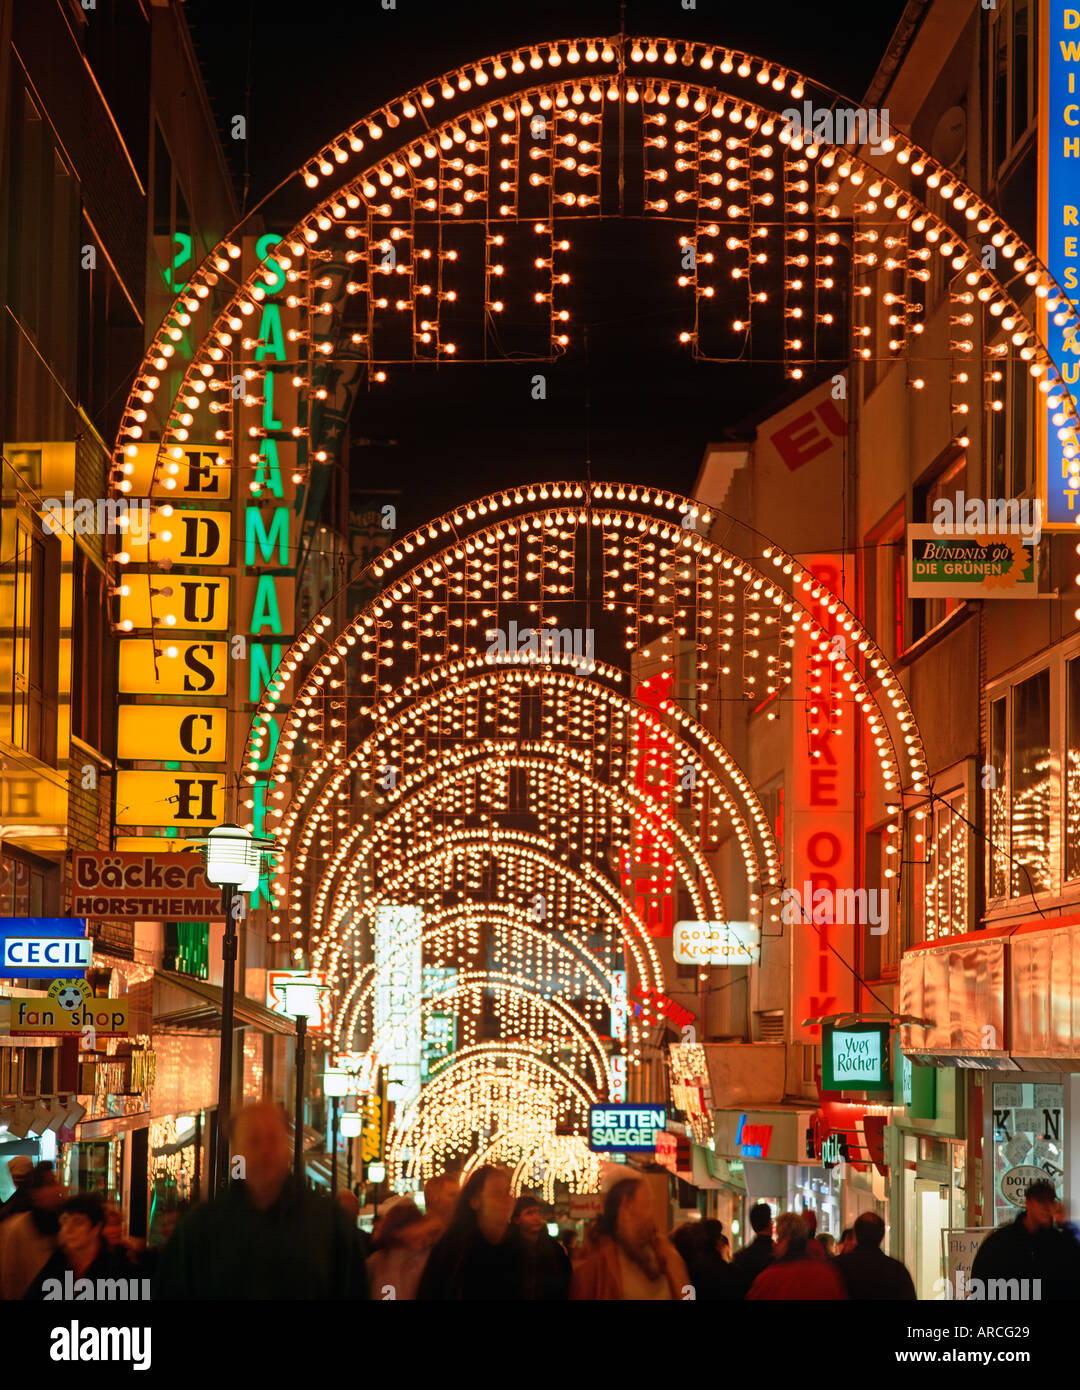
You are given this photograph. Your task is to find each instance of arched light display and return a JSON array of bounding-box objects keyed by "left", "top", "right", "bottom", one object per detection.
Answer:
[{"left": 110, "top": 33, "right": 1063, "bottom": 1189}]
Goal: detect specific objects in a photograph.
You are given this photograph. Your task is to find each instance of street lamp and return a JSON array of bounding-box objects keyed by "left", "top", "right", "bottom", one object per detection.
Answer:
[
  {"left": 323, "top": 1067, "right": 350, "bottom": 1196},
  {"left": 277, "top": 977, "right": 326, "bottom": 1181},
  {"left": 204, "top": 824, "right": 265, "bottom": 1195},
  {"left": 340, "top": 1108, "right": 362, "bottom": 1194}
]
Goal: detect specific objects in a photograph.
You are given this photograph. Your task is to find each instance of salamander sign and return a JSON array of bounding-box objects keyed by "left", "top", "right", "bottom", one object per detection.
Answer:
[{"left": 588, "top": 1104, "right": 666, "bottom": 1153}]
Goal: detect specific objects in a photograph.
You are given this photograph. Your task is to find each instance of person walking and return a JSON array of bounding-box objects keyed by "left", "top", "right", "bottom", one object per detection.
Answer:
[
  {"left": 732, "top": 1202, "right": 775, "bottom": 1286},
  {"left": 834, "top": 1212, "right": 916, "bottom": 1299},
  {"left": 971, "top": 1179, "right": 1080, "bottom": 1300},
  {"left": 509, "top": 1194, "right": 572, "bottom": 1300},
  {"left": 745, "top": 1213, "right": 847, "bottom": 1300},
  {"left": 422, "top": 1174, "right": 459, "bottom": 1237},
  {"left": 570, "top": 1177, "right": 689, "bottom": 1300},
  {"left": 367, "top": 1196, "right": 440, "bottom": 1300},
  {"left": 0, "top": 1156, "right": 35, "bottom": 1225},
  {"left": 672, "top": 1218, "right": 746, "bottom": 1300},
  {"left": 0, "top": 1164, "right": 64, "bottom": 1300},
  {"left": 154, "top": 1101, "right": 367, "bottom": 1299},
  {"left": 25, "top": 1194, "right": 133, "bottom": 1299},
  {"left": 416, "top": 1165, "right": 524, "bottom": 1300}
]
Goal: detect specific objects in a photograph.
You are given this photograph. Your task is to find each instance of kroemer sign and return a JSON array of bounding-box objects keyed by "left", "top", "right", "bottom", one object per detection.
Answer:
[
  {"left": 588, "top": 1104, "right": 666, "bottom": 1153},
  {"left": 0, "top": 919, "right": 89, "bottom": 981}
]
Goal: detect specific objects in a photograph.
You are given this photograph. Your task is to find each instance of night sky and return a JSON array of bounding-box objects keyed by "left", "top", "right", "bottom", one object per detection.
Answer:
[{"left": 182, "top": 0, "right": 910, "bottom": 530}]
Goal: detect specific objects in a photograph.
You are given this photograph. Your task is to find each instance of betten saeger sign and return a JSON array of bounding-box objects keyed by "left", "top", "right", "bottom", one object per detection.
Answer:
[
  {"left": 0, "top": 918, "right": 90, "bottom": 981},
  {"left": 71, "top": 853, "right": 225, "bottom": 920},
  {"left": 588, "top": 1104, "right": 666, "bottom": 1153}
]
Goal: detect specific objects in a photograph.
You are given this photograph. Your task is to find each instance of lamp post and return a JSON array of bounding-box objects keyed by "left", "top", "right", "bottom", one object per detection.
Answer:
[
  {"left": 277, "top": 977, "right": 326, "bottom": 1181},
  {"left": 341, "top": 1108, "right": 362, "bottom": 1195},
  {"left": 323, "top": 1067, "right": 350, "bottom": 1196},
  {"left": 204, "top": 824, "right": 263, "bottom": 1195}
]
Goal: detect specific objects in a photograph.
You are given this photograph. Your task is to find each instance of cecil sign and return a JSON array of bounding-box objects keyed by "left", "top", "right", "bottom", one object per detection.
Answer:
[
  {"left": 0, "top": 919, "right": 90, "bottom": 981},
  {"left": 588, "top": 1105, "right": 666, "bottom": 1153},
  {"left": 823, "top": 1022, "right": 892, "bottom": 1093}
]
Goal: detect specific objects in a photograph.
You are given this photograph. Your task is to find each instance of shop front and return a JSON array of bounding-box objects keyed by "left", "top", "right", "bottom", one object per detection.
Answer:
[
  {"left": 900, "top": 918, "right": 1080, "bottom": 1279},
  {"left": 713, "top": 1106, "right": 819, "bottom": 1245}
]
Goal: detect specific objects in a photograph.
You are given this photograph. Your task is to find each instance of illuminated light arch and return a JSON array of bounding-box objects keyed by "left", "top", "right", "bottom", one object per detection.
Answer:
[
  {"left": 282, "top": 661, "right": 778, "bottom": 903},
  {"left": 334, "top": 903, "right": 620, "bottom": 1049},
  {"left": 386, "top": 1041, "right": 600, "bottom": 1190},
  {"left": 113, "top": 37, "right": 1078, "bottom": 511},
  {"left": 318, "top": 826, "right": 666, "bottom": 987},
  {"left": 362, "top": 972, "right": 613, "bottom": 1093},
  {"left": 109, "top": 33, "right": 1069, "bottom": 1182}
]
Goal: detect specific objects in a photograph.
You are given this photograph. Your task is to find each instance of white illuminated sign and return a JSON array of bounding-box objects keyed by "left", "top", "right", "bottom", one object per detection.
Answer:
[
  {"left": 611, "top": 969, "right": 627, "bottom": 1042},
  {"left": 673, "top": 920, "right": 760, "bottom": 966},
  {"left": 374, "top": 904, "right": 423, "bottom": 1106}
]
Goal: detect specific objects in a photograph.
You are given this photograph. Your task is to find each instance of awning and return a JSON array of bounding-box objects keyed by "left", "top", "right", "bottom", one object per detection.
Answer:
[{"left": 153, "top": 970, "right": 297, "bottom": 1036}]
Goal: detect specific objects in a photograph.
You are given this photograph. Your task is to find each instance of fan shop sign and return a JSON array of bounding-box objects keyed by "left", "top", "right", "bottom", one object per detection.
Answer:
[
  {"left": 71, "top": 854, "right": 224, "bottom": 921},
  {"left": 9, "top": 998, "right": 129, "bottom": 1035}
]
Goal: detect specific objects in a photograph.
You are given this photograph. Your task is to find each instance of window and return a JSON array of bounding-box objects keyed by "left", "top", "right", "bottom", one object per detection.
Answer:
[
  {"left": 986, "top": 668, "right": 1054, "bottom": 905},
  {"left": 990, "top": 0, "right": 1036, "bottom": 176},
  {"left": 925, "top": 791, "right": 970, "bottom": 940},
  {"left": 867, "top": 504, "right": 905, "bottom": 663},
  {"left": 986, "top": 342, "right": 1035, "bottom": 500},
  {"left": 1011, "top": 669, "right": 1051, "bottom": 896},
  {"left": 1067, "top": 657, "right": 1080, "bottom": 880},
  {"left": 862, "top": 822, "right": 897, "bottom": 978},
  {"left": 989, "top": 696, "right": 1009, "bottom": 898},
  {"left": 0, "top": 846, "right": 57, "bottom": 917},
  {"left": 911, "top": 453, "right": 967, "bottom": 641},
  {"left": 71, "top": 547, "right": 116, "bottom": 757},
  {"left": 6, "top": 518, "right": 60, "bottom": 765}
]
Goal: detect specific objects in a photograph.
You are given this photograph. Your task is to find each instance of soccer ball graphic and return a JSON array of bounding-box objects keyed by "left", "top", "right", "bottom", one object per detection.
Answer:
[{"left": 54, "top": 984, "right": 85, "bottom": 1012}]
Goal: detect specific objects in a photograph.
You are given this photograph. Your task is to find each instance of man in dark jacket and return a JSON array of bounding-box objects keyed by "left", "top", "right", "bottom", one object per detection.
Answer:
[
  {"left": 154, "top": 1102, "right": 367, "bottom": 1299},
  {"left": 970, "top": 1179, "right": 1080, "bottom": 1301},
  {"left": 835, "top": 1211, "right": 916, "bottom": 1300},
  {"left": 732, "top": 1202, "right": 775, "bottom": 1286}
]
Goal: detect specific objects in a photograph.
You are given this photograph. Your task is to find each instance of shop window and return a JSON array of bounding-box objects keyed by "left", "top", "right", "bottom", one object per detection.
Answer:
[
  {"left": 990, "top": 1080, "right": 1063, "bottom": 1228},
  {"left": 1011, "top": 668, "right": 1051, "bottom": 896}
]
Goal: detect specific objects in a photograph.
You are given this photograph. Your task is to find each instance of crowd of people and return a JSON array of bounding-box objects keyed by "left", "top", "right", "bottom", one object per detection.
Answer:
[{"left": 3, "top": 1102, "right": 1079, "bottom": 1301}]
